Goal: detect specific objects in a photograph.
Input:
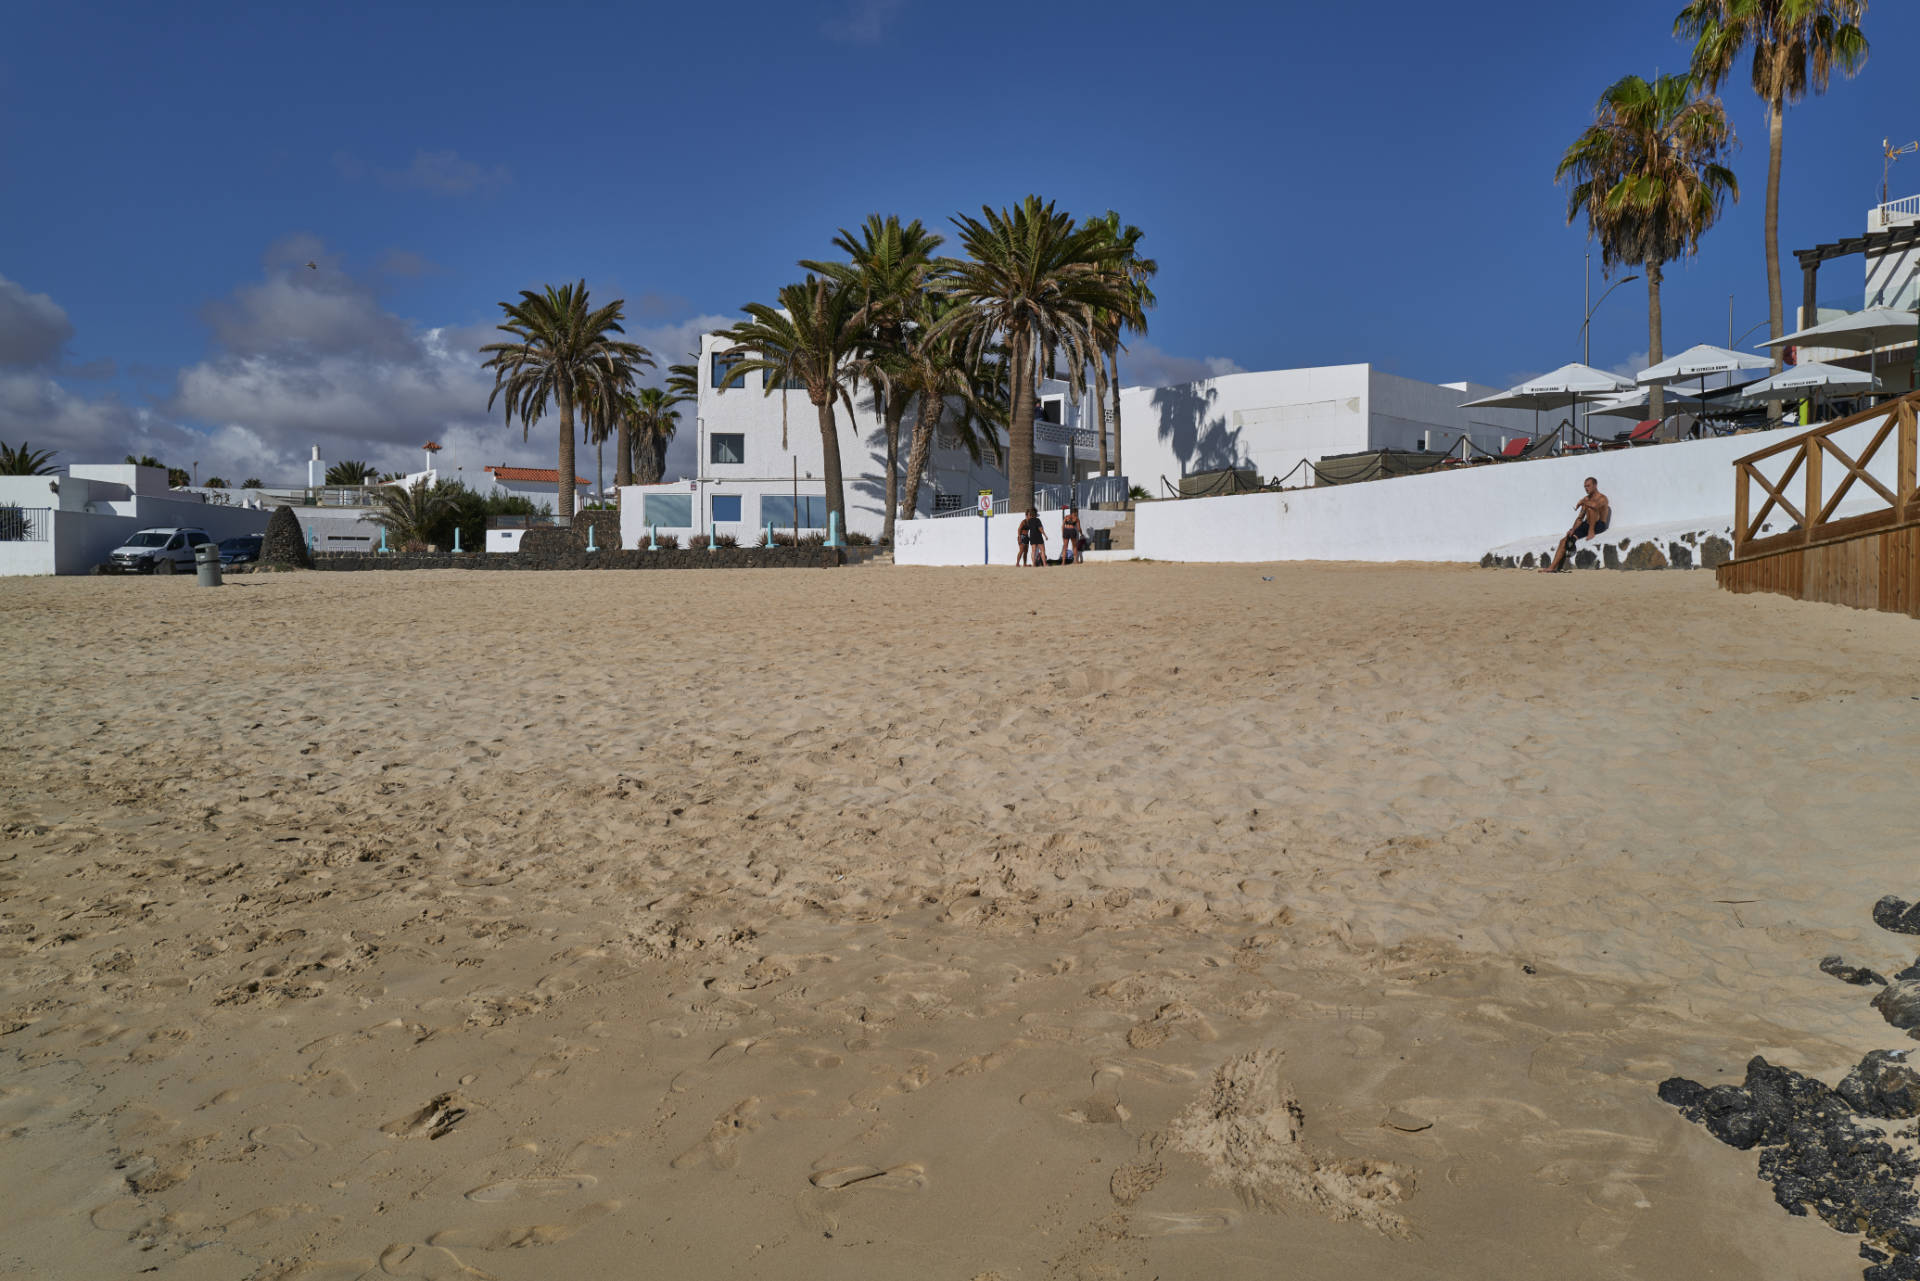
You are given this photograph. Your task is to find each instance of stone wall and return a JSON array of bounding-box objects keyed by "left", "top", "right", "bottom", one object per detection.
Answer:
[{"left": 311, "top": 546, "right": 843, "bottom": 572}]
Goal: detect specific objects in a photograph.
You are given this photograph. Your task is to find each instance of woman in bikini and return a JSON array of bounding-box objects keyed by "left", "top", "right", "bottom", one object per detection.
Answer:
[
  {"left": 1059, "top": 505, "right": 1084, "bottom": 565},
  {"left": 1017, "top": 507, "right": 1047, "bottom": 567}
]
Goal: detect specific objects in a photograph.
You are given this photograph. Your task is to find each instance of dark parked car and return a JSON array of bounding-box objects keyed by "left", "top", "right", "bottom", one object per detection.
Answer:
[{"left": 218, "top": 534, "right": 263, "bottom": 565}]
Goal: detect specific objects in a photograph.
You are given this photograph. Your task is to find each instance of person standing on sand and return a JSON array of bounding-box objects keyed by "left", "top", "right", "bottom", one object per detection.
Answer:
[
  {"left": 1017, "top": 507, "right": 1047, "bottom": 567},
  {"left": 1543, "top": 476, "right": 1611, "bottom": 572},
  {"left": 1059, "top": 505, "right": 1083, "bottom": 565}
]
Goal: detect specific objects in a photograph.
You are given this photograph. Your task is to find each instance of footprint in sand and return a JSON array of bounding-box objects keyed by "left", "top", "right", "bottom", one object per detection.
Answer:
[
  {"left": 670, "top": 1098, "right": 762, "bottom": 1170},
  {"left": 430, "top": 1199, "right": 623, "bottom": 1251},
  {"left": 463, "top": 1175, "right": 598, "bottom": 1203},
  {"left": 1132, "top": 1209, "right": 1239, "bottom": 1236},
  {"left": 382, "top": 1094, "right": 468, "bottom": 1140},
  {"left": 248, "top": 1123, "right": 320, "bottom": 1159},
  {"left": 1063, "top": 1065, "right": 1128, "bottom": 1125},
  {"left": 377, "top": 1243, "right": 492, "bottom": 1278},
  {"left": 807, "top": 1161, "right": 927, "bottom": 1192},
  {"left": 271, "top": 1261, "right": 375, "bottom": 1281}
]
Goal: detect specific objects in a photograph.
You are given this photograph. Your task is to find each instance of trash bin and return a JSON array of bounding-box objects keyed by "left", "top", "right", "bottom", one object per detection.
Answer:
[
  {"left": 1090, "top": 528, "right": 1112, "bottom": 552},
  {"left": 194, "top": 541, "right": 223, "bottom": 587}
]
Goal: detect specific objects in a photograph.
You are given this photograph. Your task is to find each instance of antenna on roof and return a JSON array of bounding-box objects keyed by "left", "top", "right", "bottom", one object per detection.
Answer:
[{"left": 1883, "top": 138, "right": 1918, "bottom": 205}]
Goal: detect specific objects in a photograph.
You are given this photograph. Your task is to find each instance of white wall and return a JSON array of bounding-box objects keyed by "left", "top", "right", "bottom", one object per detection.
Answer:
[
  {"left": 1115, "top": 364, "right": 1543, "bottom": 497},
  {"left": 1132, "top": 422, "right": 1812, "bottom": 564},
  {"left": 896, "top": 511, "right": 1064, "bottom": 566}
]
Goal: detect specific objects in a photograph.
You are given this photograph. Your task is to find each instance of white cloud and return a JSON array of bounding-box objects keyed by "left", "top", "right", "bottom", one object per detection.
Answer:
[
  {"left": 1115, "top": 341, "right": 1245, "bottom": 389},
  {"left": 823, "top": 0, "right": 904, "bottom": 43},
  {"left": 0, "top": 273, "right": 75, "bottom": 368},
  {"left": 385, "top": 149, "right": 511, "bottom": 196}
]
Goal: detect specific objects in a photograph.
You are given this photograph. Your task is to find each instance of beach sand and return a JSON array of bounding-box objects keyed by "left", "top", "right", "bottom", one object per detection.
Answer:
[{"left": 2, "top": 562, "right": 1916, "bottom": 1279}]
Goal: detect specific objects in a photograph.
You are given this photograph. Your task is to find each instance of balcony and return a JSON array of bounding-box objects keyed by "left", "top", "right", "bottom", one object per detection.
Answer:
[{"left": 1869, "top": 194, "right": 1920, "bottom": 230}]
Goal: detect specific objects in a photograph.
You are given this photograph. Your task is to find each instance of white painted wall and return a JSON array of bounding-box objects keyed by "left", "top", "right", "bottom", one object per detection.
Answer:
[
  {"left": 1132, "top": 422, "right": 1813, "bottom": 564},
  {"left": 892, "top": 508, "right": 1126, "bottom": 566},
  {"left": 0, "top": 475, "right": 272, "bottom": 575},
  {"left": 1116, "top": 365, "right": 1544, "bottom": 497}
]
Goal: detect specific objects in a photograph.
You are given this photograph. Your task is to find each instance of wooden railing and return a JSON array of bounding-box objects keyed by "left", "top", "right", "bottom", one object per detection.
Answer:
[{"left": 1732, "top": 391, "right": 1920, "bottom": 559}]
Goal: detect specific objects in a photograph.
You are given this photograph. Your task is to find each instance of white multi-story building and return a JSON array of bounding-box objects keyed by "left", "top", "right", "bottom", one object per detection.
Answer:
[{"left": 618, "top": 331, "right": 1109, "bottom": 542}]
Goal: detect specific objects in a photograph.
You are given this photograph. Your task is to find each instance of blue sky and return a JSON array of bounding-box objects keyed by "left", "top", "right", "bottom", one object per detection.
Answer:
[{"left": 2, "top": 0, "right": 1915, "bottom": 482}]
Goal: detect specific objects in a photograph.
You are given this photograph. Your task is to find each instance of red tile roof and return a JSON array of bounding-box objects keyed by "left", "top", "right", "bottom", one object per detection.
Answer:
[{"left": 486, "top": 465, "right": 589, "bottom": 485}]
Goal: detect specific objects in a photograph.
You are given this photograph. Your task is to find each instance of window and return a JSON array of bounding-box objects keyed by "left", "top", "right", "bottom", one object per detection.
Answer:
[
  {"left": 643, "top": 493, "right": 692, "bottom": 528},
  {"left": 1036, "top": 456, "right": 1061, "bottom": 477},
  {"left": 166, "top": 535, "right": 184, "bottom": 549},
  {"left": 932, "top": 493, "right": 968, "bottom": 512},
  {"left": 186, "top": 531, "right": 210, "bottom": 545},
  {"left": 1038, "top": 399, "right": 1063, "bottom": 424},
  {"left": 760, "top": 494, "right": 828, "bottom": 529},
  {"left": 709, "top": 433, "right": 745, "bottom": 465},
  {"left": 765, "top": 362, "right": 806, "bottom": 391},
  {"left": 711, "top": 495, "right": 741, "bottom": 522},
  {"left": 711, "top": 353, "right": 742, "bottom": 389}
]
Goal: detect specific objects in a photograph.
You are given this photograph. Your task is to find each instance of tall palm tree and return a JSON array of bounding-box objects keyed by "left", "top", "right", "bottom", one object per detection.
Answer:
[
  {"left": 897, "top": 293, "right": 1005, "bottom": 520},
  {"left": 1558, "top": 73, "right": 1740, "bottom": 419},
  {"left": 935, "top": 197, "right": 1129, "bottom": 507},
  {"left": 623, "top": 385, "right": 685, "bottom": 484},
  {"left": 480, "top": 281, "right": 651, "bottom": 519},
  {"left": 124, "top": 454, "right": 163, "bottom": 469},
  {"left": 805, "top": 215, "right": 944, "bottom": 544},
  {"left": 1084, "top": 213, "right": 1156, "bottom": 485},
  {"left": 1, "top": 441, "right": 57, "bottom": 475},
  {"left": 715, "top": 276, "right": 864, "bottom": 535},
  {"left": 665, "top": 359, "right": 700, "bottom": 402},
  {"left": 324, "top": 459, "right": 378, "bottom": 486},
  {"left": 1676, "top": 0, "right": 1869, "bottom": 368}
]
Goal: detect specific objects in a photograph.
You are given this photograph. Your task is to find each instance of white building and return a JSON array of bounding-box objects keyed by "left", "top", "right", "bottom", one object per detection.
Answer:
[
  {"left": 0, "top": 464, "right": 269, "bottom": 576},
  {"left": 618, "top": 331, "right": 1103, "bottom": 543},
  {"left": 1114, "top": 364, "right": 1549, "bottom": 497}
]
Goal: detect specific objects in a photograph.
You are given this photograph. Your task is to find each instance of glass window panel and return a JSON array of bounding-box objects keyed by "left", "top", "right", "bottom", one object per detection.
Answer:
[
  {"left": 711, "top": 495, "right": 741, "bottom": 522},
  {"left": 760, "top": 494, "right": 827, "bottom": 529},
  {"left": 709, "top": 433, "right": 745, "bottom": 465},
  {"left": 711, "top": 353, "right": 742, "bottom": 389},
  {"left": 644, "top": 493, "right": 692, "bottom": 528}
]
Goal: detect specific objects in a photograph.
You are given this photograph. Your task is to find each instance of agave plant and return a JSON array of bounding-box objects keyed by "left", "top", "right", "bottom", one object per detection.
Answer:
[
  {"left": 369, "top": 479, "right": 454, "bottom": 547},
  {"left": 0, "top": 441, "right": 57, "bottom": 476}
]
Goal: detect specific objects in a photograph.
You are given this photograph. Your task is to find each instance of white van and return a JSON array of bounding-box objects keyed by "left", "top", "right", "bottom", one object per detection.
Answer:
[{"left": 106, "top": 527, "right": 213, "bottom": 574}]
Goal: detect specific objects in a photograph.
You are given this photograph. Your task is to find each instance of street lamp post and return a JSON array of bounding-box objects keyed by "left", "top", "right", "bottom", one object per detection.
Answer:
[{"left": 1578, "top": 267, "right": 1640, "bottom": 444}]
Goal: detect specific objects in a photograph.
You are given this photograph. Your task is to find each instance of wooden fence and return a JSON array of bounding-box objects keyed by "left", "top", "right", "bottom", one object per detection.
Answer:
[{"left": 1716, "top": 391, "right": 1920, "bottom": 616}]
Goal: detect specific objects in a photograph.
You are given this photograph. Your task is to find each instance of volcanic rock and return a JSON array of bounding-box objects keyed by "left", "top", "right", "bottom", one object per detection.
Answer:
[
  {"left": 1822, "top": 955, "right": 1890, "bottom": 986},
  {"left": 260, "top": 505, "right": 312, "bottom": 569},
  {"left": 1875, "top": 897, "right": 1920, "bottom": 936}
]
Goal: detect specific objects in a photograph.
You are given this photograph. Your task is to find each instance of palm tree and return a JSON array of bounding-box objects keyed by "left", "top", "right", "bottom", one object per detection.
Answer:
[
  {"left": 623, "top": 385, "right": 685, "bottom": 484},
  {"left": 1558, "top": 73, "right": 1740, "bottom": 419},
  {"left": 1, "top": 441, "right": 56, "bottom": 475},
  {"left": 479, "top": 281, "right": 652, "bottom": 519},
  {"left": 369, "top": 478, "right": 455, "bottom": 548},
  {"left": 805, "top": 215, "right": 944, "bottom": 544},
  {"left": 935, "top": 197, "right": 1129, "bottom": 508},
  {"left": 665, "top": 359, "right": 700, "bottom": 401},
  {"left": 897, "top": 293, "right": 1005, "bottom": 520},
  {"left": 325, "top": 460, "right": 378, "bottom": 486},
  {"left": 1676, "top": 0, "right": 1869, "bottom": 367},
  {"left": 165, "top": 467, "right": 189, "bottom": 488},
  {"left": 124, "top": 454, "right": 163, "bottom": 469},
  {"left": 715, "top": 276, "right": 864, "bottom": 535},
  {"left": 242, "top": 477, "right": 264, "bottom": 490},
  {"left": 1083, "top": 212, "right": 1157, "bottom": 485},
  {"left": 204, "top": 476, "right": 228, "bottom": 489}
]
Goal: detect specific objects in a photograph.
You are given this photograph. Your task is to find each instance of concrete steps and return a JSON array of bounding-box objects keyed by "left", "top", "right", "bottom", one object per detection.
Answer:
[{"left": 1106, "top": 513, "right": 1135, "bottom": 551}]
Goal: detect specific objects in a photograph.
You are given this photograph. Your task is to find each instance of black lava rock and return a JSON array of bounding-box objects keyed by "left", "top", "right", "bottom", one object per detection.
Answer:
[
  {"left": 1897, "top": 959, "right": 1920, "bottom": 983},
  {"left": 1873, "top": 981, "right": 1920, "bottom": 1034},
  {"left": 1661, "top": 1055, "right": 1920, "bottom": 1276},
  {"left": 1875, "top": 897, "right": 1920, "bottom": 936},
  {"left": 1837, "top": 1051, "right": 1920, "bottom": 1120},
  {"left": 1823, "top": 955, "right": 1891, "bottom": 986},
  {"left": 260, "top": 505, "right": 313, "bottom": 569}
]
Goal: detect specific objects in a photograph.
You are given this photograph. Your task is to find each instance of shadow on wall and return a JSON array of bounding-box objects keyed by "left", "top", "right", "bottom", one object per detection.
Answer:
[{"left": 1153, "top": 381, "right": 1248, "bottom": 476}]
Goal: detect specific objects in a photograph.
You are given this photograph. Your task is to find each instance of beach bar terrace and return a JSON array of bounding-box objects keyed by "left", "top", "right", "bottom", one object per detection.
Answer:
[{"left": 1717, "top": 390, "right": 1920, "bottom": 616}]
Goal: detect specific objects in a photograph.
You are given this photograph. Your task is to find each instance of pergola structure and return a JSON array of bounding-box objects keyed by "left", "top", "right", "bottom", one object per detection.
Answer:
[{"left": 1794, "top": 221, "right": 1920, "bottom": 329}]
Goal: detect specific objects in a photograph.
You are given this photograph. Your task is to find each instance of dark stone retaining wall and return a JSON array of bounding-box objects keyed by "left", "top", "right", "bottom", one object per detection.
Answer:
[{"left": 313, "top": 547, "right": 842, "bottom": 572}]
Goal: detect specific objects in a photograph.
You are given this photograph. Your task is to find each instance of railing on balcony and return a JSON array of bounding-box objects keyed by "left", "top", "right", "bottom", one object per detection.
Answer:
[
  {"left": 0, "top": 507, "right": 50, "bottom": 542},
  {"left": 1731, "top": 390, "right": 1920, "bottom": 558},
  {"left": 1870, "top": 194, "right": 1920, "bottom": 229}
]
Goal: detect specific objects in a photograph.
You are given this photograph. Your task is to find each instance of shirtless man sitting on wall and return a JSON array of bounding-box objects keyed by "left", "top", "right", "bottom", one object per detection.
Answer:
[{"left": 1543, "top": 477, "right": 1610, "bottom": 572}]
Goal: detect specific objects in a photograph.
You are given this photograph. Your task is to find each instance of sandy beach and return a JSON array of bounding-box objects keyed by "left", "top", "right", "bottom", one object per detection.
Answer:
[{"left": 2, "top": 562, "right": 1916, "bottom": 1279}]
